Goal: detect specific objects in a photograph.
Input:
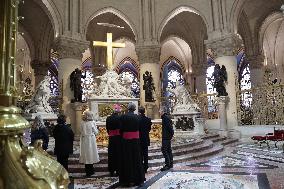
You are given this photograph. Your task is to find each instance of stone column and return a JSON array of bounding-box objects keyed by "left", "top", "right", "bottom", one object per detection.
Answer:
[
  {"left": 55, "top": 36, "right": 88, "bottom": 130},
  {"left": 71, "top": 102, "right": 87, "bottom": 139},
  {"left": 195, "top": 117, "right": 206, "bottom": 135},
  {"left": 191, "top": 64, "right": 207, "bottom": 93},
  {"left": 136, "top": 45, "right": 161, "bottom": 119},
  {"left": 217, "top": 96, "right": 228, "bottom": 136},
  {"left": 206, "top": 34, "right": 242, "bottom": 130},
  {"left": 247, "top": 54, "right": 265, "bottom": 87},
  {"left": 31, "top": 60, "right": 50, "bottom": 87}
]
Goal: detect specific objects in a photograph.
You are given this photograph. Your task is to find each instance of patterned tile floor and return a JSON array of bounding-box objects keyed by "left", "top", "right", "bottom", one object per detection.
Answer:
[{"left": 69, "top": 140, "right": 284, "bottom": 189}]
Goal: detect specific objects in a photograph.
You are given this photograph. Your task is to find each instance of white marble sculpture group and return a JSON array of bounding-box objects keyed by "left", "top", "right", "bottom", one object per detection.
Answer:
[
  {"left": 167, "top": 81, "right": 200, "bottom": 114},
  {"left": 25, "top": 76, "right": 53, "bottom": 114},
  {"left": 24, "top": 76, "right": 57, "bottom": 119},
  {"left": 91, "top": 70, "right": 133, "bottom": 98}
]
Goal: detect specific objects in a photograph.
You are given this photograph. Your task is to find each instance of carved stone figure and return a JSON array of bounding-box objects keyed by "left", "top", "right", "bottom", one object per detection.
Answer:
[
  {"left": 143, "top": 71, "right": 155, "bottom": 102},
  {"left": 167, "top": 81, "right": 200, "bottom": 113},
  {"left": 70, "top": 68, "right": 86, "bottom": 102},
  {"left": 25, "top": 76, "right": 53, "bottom": 113},
  {"left": 92, "top": 70, "right": 133, "bottom": 98},
  {"left": 212, "top": 64, "right": 228, "bottom": 97},
  {"left": 175, "top": 116, "right": 195, "bottom": 131}
]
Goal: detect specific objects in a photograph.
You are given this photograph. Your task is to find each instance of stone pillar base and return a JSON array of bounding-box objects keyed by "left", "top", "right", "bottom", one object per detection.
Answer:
[
  {"left": 218, "top": 129, "right": 229, "bottom": 137},
  {"left": 71, "top": 102, "right": 87, "bottom": 139},
  {"left": 145, "top": 102, "right": 156, "bottom": 119},
  {"left": 228, "top": 129, "right": 241, "bottom": 139},
  {"left": 195, "top": 117, "right": 206, "bottom": 135}
]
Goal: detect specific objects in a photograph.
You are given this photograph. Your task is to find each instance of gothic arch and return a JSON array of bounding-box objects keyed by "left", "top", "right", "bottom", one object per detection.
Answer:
[
  {"left": 35, "top": 0, "right": 63, "bottom": 36},
  {"left": 114, "top": 57, "right": 139, "bottom": 74},
  {"left": 84, "top": 7, "right": 138, "bottom": 42},
  {"left": 161, "top": 56, "right": 185, "bottom": 74},
  {"left": 259, "top": 12, "right": 283, "bottom": 55},
  {"left": 229, "top": 0, "right": 246, "bottom": 34},
  {"left": 18, "top": 24, "right": 35, "bottom": 60},
  {"left": 157, "top": 6, "right": 209, "bottom": 40}
]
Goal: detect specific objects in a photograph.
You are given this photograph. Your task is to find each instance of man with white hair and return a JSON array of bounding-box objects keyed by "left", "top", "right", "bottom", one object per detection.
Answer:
[
  {"left": 106, "top": 104, "right": 122, "bottom": 177},
  {"left": 119, "top": 102, "right": 145, "bottom": 186}
]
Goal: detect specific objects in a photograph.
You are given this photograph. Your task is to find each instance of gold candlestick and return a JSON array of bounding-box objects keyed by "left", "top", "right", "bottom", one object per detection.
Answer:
[{"left": 0, "top": 1, "right": 69, "bottom": 188}]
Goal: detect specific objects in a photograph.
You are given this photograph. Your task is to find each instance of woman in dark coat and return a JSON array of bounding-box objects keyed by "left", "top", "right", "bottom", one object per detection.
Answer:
[
  {"left": 30, "top": 115, "right": 49, "bottom": 150},
  {"left": 119, "top": 103, "right": 145, "bottom": 186},
  {"left": 53, "top": 114, "right": 74, "bottom": 171}
]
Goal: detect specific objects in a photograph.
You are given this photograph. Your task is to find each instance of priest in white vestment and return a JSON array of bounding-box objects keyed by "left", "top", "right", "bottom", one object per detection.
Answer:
[{"left": 79, "top": 110, "right": 100, "bottom": 177}]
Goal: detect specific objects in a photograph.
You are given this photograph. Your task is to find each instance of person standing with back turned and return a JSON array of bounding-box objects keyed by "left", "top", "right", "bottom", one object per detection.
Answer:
[
  {"left": 160, "top": 107, "right": 174, "bottom": 171},
  {"left": 138, "top": 106, "right": 152, "bottom": 173},
  {"left": 53, "top": 114, "right": 74, "bottom": 171},
  {"left": 106, "top": 104, "right": 122, "bottom": 177},
  {"left": 119, "top": 103, "right": 145, "bottom": 186},
  {"left": 79, "top": 110, "right": 100, "bottom": 177}
]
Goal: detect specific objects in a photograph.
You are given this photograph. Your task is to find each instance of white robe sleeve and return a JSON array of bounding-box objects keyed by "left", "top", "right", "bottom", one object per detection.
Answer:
[{"left": 92, "top": 121, "right": 99, "bottom": 135}]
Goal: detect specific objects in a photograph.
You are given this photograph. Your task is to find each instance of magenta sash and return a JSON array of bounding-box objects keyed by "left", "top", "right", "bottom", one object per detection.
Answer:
[
  {"left": 122, "top": 131, "right": 139, "bottom": 139},
  {"left": 108, "top": 129, "right": 120, "bottom": 137}
]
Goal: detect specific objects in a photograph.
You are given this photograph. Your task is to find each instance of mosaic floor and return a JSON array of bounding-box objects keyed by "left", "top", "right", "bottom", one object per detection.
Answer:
[{"left": 67, "top": 140, "right": 284, "bottom": 189}]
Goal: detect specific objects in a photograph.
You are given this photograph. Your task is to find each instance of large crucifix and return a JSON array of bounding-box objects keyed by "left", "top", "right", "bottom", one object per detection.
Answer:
[{"left": 93, "top": 33, "right": 125, "bottom": 70}]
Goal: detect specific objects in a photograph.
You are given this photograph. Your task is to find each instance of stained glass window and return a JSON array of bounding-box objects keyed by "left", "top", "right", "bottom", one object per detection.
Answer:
[
  {"left": 162, "top": 59, "right": 185, "bottom": 111},
  {"left": 206, "top": 65, "right": 217, "bottom": 113},
  {"left": 167, "top": 68, "right": 185, "bottom": 88},
  {"left": 237, "top": 51, "right": 252, "bottom": 107},
  {"left": 81, "top": 59, "right": 94, "bottom": 101},
  {"left": 120, "top": 70, "right": 140, "bottom": 98},
  {"left": 117, "top": 59, "right": 140, "bottom": 98},
  {"left": 48, "top": 57, "right": 59, "bottom": 96}
]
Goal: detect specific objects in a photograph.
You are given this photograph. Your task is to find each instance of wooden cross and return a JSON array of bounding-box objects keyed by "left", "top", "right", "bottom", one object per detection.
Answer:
[{"left": 93, "top": 33, "right": 125, "bottom": 70}]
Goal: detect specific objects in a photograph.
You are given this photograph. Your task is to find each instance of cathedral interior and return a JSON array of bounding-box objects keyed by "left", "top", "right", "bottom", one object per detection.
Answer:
[{"left": 1, "top": 0, "right": 284, "bottom": 188}]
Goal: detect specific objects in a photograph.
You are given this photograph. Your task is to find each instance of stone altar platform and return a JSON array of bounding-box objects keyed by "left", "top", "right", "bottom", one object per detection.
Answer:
[{"left": 88, "top": 97, "right": 139, "bottom": 122}]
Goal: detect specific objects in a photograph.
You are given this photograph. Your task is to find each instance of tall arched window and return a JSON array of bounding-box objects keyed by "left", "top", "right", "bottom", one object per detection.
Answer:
[
  {"left": 162, "top": 58, "right": 185, "bottom": 109},
  {"left": 81, "top": 57, "right": 94, "bottom": 101},
  {"left": 206, "top": 55, "right": 217, "bottom": 113},
  {"left": 49, "top": 54, "right": 59, "bottom": 96},
  {"left": 237, "top": 50, "right": 252, "bottom": 107},
  {"left": 116, "top": 58, "right": 140, "bottom": 98}
]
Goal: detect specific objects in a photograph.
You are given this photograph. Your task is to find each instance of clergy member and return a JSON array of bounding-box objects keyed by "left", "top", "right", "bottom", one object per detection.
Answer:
[
  {"left": 138, "top": 106, "right": 152, "bottom": 173},
  {"left": 119, "top": 103, "right": 145, "bottom": 186},
  {"left": 106, "top": 104, "right": 122, "bottom": 176}
]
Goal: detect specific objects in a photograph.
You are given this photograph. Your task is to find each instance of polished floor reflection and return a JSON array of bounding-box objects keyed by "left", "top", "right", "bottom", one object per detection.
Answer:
[{"left": 48, "top": 136, "right": 284, "bottom": 189}]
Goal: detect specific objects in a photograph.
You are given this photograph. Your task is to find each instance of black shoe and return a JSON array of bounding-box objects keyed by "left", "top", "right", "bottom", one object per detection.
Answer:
[
  {"left": 169, "top": 164, "right": 173, "bottom": 168},
  {"left": 160, "top": 166, "right": 170, "bottom": 171}
]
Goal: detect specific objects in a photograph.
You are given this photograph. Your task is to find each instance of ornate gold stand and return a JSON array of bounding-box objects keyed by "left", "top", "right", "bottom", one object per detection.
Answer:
[{"left": 0, "top": 0, "right": 69, "bottom": 188}]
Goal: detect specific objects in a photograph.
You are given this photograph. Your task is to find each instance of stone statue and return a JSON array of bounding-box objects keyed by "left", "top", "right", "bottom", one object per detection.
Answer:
[
  {"left": 167, "top": 81, "right": 200, "bottom": 113},
  {"left": 92, "top": 70, "right": 133, "bottom": 98},
  {"left": 70, "top": 68, "right": 86, "bottom": 102},
  {"left": 25, "top": 76, "right": 53, "bottom": 114},
  {"left": 143, "top": 71, "right": 155, "bottom": 102},
  {"left": 212, "top": 64, "right": 228, "bottom": 97}
]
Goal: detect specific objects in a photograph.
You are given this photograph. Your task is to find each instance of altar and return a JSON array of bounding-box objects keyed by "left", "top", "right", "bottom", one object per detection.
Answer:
[
  {"left": 88, "top": 97, "right": 139, "bottom": 122},
  {"left": 95, "top": 119, "right": 163, "bottom": 146}
]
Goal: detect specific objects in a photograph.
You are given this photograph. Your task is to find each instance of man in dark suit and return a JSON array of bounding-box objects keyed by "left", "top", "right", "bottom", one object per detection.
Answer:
[
  {"left": 106, "top": 104, "right": 122, "bottom": 177},
  {"left": 119, "top": 103, "right": 145, "bottom": 186},
  {"left": 138, "top": 106, "right": 152, "bottom": 173},
  {"left": 53, "top": 114, "right": 74, "bottom": 171},
  {"left": 160, "top": 107, "right": 174, "bottom": 171}
]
